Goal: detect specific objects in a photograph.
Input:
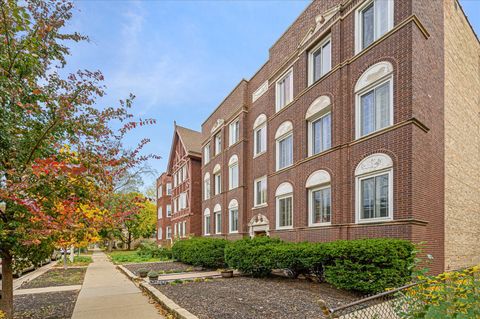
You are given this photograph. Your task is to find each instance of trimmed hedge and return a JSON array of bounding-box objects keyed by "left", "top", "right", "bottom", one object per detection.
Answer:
[
  {"left": 225, "top": 237, "right": 415, "bottom": 294},
  {"left": 172, "top": 237, "right": 227, "bottom": 269},
  {"left": 137, "top": 241, "right": 172, "bottom": 259}
]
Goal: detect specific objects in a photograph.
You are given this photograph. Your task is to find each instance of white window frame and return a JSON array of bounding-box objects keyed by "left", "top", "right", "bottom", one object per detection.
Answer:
[
  {"left": 214, "top": 133, "right": 222, "bottom": 156},
  {"left": 214, "top": 172, "right": 221, "bottom": 195},
  {"left": 308, "top": 35, "right": 332, "bottom": 85},
  {"left": 254, "top": 176, "right": 267, "bottom": 207},
  {"left": 204, "top": 143, "right": 211, "bottom": 165},
  {"left": 253, "top": 123, "right": 267, "bottom": 157},
  {"left": 355, "top": 0, "right": 394, "bottom": 54},
  {"left": 158, "top": 206, "right": 163, "bottom": 219},
  {"left": 276, "top": 133, "right": 293, "bottom": 171},
  {"left": 166, "top": 226, "right": 172, "bottom": 240},
  {"left": 204, "top": 210, "right": 211, "bottom": 236},
  {"left": 308, "top": 185, "right": 332, "bottom": 227},
  {"left": 229, "top": 156, "right": 239, "bottom": 190},
  {"left": 275, "top": 68, "right": 293, "bottom": 112},
  {"left": 276, "top": 193, "right": 293, "bottom": 230},
  {"left": 166, "top": 183, "right": 172, "bottom": 195},
  {"left": 355, "top": 77, "right": 393, "bottom": 139},
  {"left": 166, "top": 204, "right": 172, "bottom": 217},
  {"left": 182, "top": 221, "right": 186, "bottom": 238},
  {"left": 204, "top": 173, "right": 211, "bottom": 200},
  {"left": 356, "top": 168, "right": 393, "bottom": 223},
  {"left": 308, "top": 110, "right": 332, "bottom": 157},
  {"left": 157, "top": 227, "right": 162, "bottom": 240},
  {"left": 214, "top": 210, "right": 222, "bottom": 234},
  {"left": 229, "top": 207, "right": 239, "bottom": 233},
  {"left": 174, "top": 223, "right": 177, "bottom": 237},
  {"left": 157, "top": 185, "right": 163, "bottom": 199},
  {"left": 229, "top": 119, "right": 240, "bottom": 146}
]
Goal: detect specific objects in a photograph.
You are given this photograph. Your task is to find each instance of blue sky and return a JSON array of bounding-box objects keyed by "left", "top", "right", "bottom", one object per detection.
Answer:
[{"left": 64, "top": 0, "right": 479, "bottom": 190}]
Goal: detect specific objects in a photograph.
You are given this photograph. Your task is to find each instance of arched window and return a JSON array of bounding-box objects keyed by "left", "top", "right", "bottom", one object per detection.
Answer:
[
  {"left": 204, "top": 208, "right": 211, "bottom": 235},
  {"left": 275, "top": 182, "right": 293, "bottom": 229},
  {"left": 306, "top": 170, "right": 331, "bottom": 226},
  {"left": 355, "top": 61, "right": 393, "bottom": 138},
  {"left": 253, "top": 114, "right": 267, "bottom": 156},
  {"left": 306, "top": 96, "right": 332, "bottom": 156},
  {"left": 228, "top": 155, "right": 239, "bottom": 190},
  {"left": 213, "top": 164, "right": 222, "bottom": 195},
  {"left": 204, "top": 173, "right": 211, "bottom": 200},
  {"left": 228, "top": 199, "right": 239, "bottom": 233},
  {"left": 355, "top": 153, "right": 393, "bottom": 223},
  {"left": 214, "top": 204, "right": 222, "bottom": 234},
  {"left": 275, "top": 121, "right": 293, "bottom": 171}
]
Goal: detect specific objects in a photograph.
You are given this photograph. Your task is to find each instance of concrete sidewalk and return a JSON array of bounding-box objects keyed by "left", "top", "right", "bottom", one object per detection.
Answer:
[{"left": 72, "top": 250, "right": 163, "bottom": 319}]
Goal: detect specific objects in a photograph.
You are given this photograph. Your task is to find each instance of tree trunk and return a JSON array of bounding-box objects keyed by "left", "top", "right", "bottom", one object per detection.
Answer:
[
  {"left": 62, "top": 247, "right": 67, "bottom": 270},
  {"left": 0, "top": 252, "right": 14, "bottom": 319},
  {"left": 127, "top": 232, "right": 132, "bottom": 251},
  {"left": 69, "top": 246, "right": 74, "bottom": 263}
]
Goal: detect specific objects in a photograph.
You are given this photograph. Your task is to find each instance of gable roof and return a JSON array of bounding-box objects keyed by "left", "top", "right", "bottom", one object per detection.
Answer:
[{"left": 166, "top": 124, "right": 202, "bottom": 173}]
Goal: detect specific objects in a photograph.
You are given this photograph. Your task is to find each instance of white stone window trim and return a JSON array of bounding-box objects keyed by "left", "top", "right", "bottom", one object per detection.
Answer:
[
  {"left": 354, "top": 62, "right": 394, "bottom": 139},
  {"left": 308, "top": 35, "right": 332, "bottom": 86},
  {"left": 275, "top": 68, "right": 294, "bottom": 112},
  {"left": 275, "top": 182, "right": 294, "bottom": 230},
  {"left": 204, "top": 172, "right": 211, "bottom": 200},
  {"left": 166, "top": 204, "right": 172, "bottom": 217},
  {"left": 228, "top": 155, "right": 239, "bottom": 190},
  {"left": 157, "top": 227, "right": 162, "bottom": 240},
  {"left": 308, "top": 185, "right": 332, "bottom": 227},
  {"left": 355, "top": 153, "right": 394, "bottom": 224},
  {"left": 253, "top": 114, "right": 268, "bottom": 158},
  {"left": 307, "top": 103, "right": 332, "bottom": 157},
  {"left": 254, "top": 175, "right": 268, "bottom": 208},
  {"left": 228, "top": 199, "right": 239, "bottom": 234},
  {"left": 166, "top": 226, "right": 172, "bottom": 240},
  {"left": 203, "top": 143, "right": 211, "bottom": 165},
  {"left": 229, "top": 118, "right": 240, "bottom": 147},
  {"left": 214, "top": 204, "right": 222, "bottom": 234},
  {"left": 306, "top": 170, "right": 332, "bottom": 227},
  {"left": 354, "top": 0, "right": 394, "bottom": 54}
]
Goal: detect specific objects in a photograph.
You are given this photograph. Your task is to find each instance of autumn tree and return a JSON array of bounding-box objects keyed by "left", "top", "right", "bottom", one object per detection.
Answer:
[{"left": 0, "top": 1, "right": 157, "bottom": 317}]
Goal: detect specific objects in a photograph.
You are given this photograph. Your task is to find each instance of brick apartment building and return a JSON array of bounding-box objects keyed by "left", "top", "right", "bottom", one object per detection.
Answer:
[
  {"left": 199, "top": 0, "right": 479, "bottom": 274},
  {"left": 156, "top": 172, "right": 172, "bottom": 245},
  {"left": 156, "top": 124, "right": 203, "bottom": 244}
]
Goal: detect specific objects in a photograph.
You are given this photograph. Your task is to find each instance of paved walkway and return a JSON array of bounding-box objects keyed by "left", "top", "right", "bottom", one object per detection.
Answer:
[
  {"left": 72, "top": 250, "right": 163, "bottom": 319},
  {"left": 15, "top": 285, "right": 81, "bottom": 295}
]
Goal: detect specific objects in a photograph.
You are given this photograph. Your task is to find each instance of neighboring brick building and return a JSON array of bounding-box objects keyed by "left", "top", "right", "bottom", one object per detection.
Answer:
[
  {"left": 157, "top": 124, "right": 203, "bottom": 244},
  {"left": 156, "top": 172, "right": 172, "bottom": 245},
  {"left": 200, "top": 0, "right": 479, "bottom": 274}
]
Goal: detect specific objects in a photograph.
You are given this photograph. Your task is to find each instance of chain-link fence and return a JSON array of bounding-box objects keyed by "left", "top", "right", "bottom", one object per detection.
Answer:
[{"left": 317, "top": 283, "right": 417, "bottom": 319}]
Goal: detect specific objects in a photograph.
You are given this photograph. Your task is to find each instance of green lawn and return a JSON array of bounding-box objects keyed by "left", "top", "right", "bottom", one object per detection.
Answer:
[{"left": 107, "top": 250, "right": 168, "bottom": 264}]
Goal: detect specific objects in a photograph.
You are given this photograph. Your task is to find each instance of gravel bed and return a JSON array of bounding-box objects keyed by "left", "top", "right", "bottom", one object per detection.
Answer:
[
  {"left": 20, "top": 268, "right": 86, "bottom": 289},
  {"left": 154, "top": 277, "right": 357, "bottom": 319},
  {"left": 14, "top": 291, "right": 79, "bottom": 319},
  {"left": 124, "top": 262, "right": 195, "bottom": 275}
]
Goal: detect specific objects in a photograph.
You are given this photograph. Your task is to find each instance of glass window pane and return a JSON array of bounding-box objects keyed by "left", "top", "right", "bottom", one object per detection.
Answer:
[
  {"left": 312, "top": 190, "right": 321, "bottom": 224},
  {"left": 361, "top": 90, "right": 375, "bottom": 136},
  {"left": 313, "top": 49, "right": 322, "bottom": 82},
  {"left": 362, "top": 3, "right": 374, "bottom": 49},
  {"left": 375, "top": 0, "right": 389, "bottom": 37},
  {"left": 375, "top": 174, "right": 389, "bottom": 218},
  {"left": 321, "top": 40, "right": 331, "bottom": 76},
  {"left": 375, "top": 82, "right": 390, "bottom": 130},
  {"left": 322, "top": 187, "right": 331, "bottom": 223},
  {"left": 322, "top": 113, "right": 331, "bottom": 150},
  {"left": 361, "top": 177, "right": 375, "bottom": 219},
  {"left": 312, "top": 118, "right": 322, "bottom": 154}
]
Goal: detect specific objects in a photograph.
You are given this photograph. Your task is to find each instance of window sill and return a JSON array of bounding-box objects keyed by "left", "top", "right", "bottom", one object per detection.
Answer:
[
  {"left": 308, "top": 222, "right": 332, "bottom": 227},
  {"left": 229, "top": 231, "right": 239, "bottom": 234},
  {"left": 276, "top": 164, "right": 294, "bottom": 173},
  {"left": 252, "top": 204, "right": 268, "bottom": 210},
  {"left": 355, "top": 124, "right": 393, "bottom": 141},
  {"left": 276, "top": 226, "right": 293, "bottom": 231},
  {"left": 356, "top": 217, "right": 393, "bottom": 224},
  {"left": 253, "top": 151, "right": 266, "bottom": 159}
]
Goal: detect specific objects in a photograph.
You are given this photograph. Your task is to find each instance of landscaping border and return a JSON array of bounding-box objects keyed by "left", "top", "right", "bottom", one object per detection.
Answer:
[{"left": 117, "top": 265, "right": 199, "bottom": 319}]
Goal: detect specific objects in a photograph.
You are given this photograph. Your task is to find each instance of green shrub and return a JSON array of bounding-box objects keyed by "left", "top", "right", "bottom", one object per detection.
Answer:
[
  {"left": 225, "top": 237, "right": 414, "bottom": 294},
  {"left": 322, "top": 239, "right": 415, "bottom": 294},
  {"left": 136, "top": 241, "right": 172, "bottom": 259},
  {"left": 225, "top": 237, "right": 283, "bottom": 277},
  {"left": 172, "top": 237, "right": 227, "bottom": 269}
]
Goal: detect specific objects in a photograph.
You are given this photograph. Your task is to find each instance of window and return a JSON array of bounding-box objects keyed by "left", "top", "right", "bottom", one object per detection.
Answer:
[
  {"left": 204, "top": 209, "right": 211, "bottom": 235},
  {"left": 166, "top": 204, "right": 172, "bottom": 217},
  {"left": 173, "top": 174, "right": 177, "bottom": 188},
  {"left": 182, "top": 165, "right": 188, "bottom": 182},
  {"left": 355, "top": 62, "right": 393, "bottom": 138},
  {"left": 229, "top": 119, "right": 240, "bottom": 146},
  {"left": 254, "top": 176, "right": 267, "bottom": 207},
  {"left": 157, "top": 227, "right": 162, "bottom": 240},
  {"left": 306, "top": 170, "right": 332, "bottom": 226},
  {"left": 182, "top": 221, "right": 186, "bottom": 238},
  {"left": 214, "top": 133, "right": 222, "bottom": 155},
  {"left": 214, "top": 205, "right": 222, "bottom": 234},
  {"left": 355, "top": 153, "right": 393, "bottom": 223},
  {"left": 173, "top": 198, "right": 177, "bottom": 213},
  {"left": 214, "top": 173, "right": 221, "bottom": 195},
  {"left": 229, "top": 155, "right": 239, "bottom": 190},
  {"left": 173, "top": 223, "right": 177, "bottom": 237},
  {"left": 166, "top": 226, "right": 172, "bottom": 239},
  {"left": 204, "top": 143, "right": 211, "bottom": 164},
  {"left": 275, "top": 182, "right": 293, "bottom": 229},
  {"left": 276, "top": 69, "right": 293, "bottom": 111},
  {"left": 308, "top": 36, "right": 331, "bottom": 85},
  {"left": 308, "top": 112, "right": 332, "bottom": 156},
  {"left": 204, "top": 173, "right": 211, "bottom": 200},
  {"left": 166, "top": 183, "right": 172, "bottom": 195},
  {"left": 253, "top": 114, "right": 267, "bottom": 156},
  {"left": 158, "top": 206, "right": 163, "bottom": 219},
  {"left": 229, "top": 199, "right": 239, "bottom": 233},
  {"left": 179, "top": 192, "right": 187, "bottom": 210},
  {"left": 356, "top": 0, "right": 394, "bottom": 52},
  {"left": 275, "top": 121, "right": 293, "bottom": 171}
]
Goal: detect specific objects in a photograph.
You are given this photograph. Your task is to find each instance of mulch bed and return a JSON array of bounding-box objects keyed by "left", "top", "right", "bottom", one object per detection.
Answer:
[
  {"left": 19, "top": 268, "right": 87, "bottom": 289},
  {"left": 14, "top": 291, "right": 79, "bottom": 319},
  {"left": 124, "top": 261, "right": 195, "bottom": 276},
  {"left": 154, "top": 277, "right": 357, "bottom": 319}
]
